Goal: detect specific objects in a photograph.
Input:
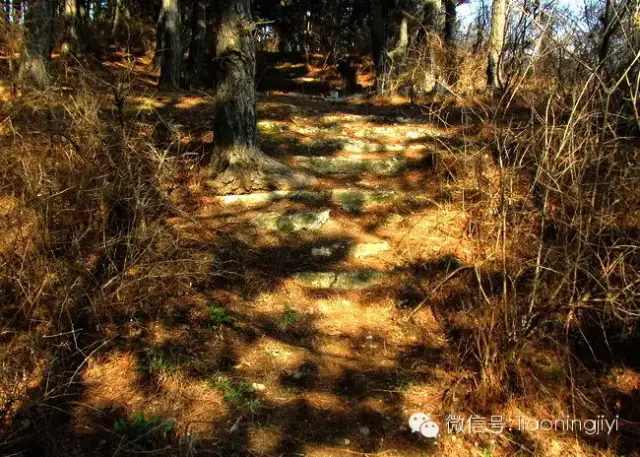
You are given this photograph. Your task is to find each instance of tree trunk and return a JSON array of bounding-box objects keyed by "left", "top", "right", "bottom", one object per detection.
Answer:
[
  {"left": 157, "top": 0, "right": 182, "bottom": 89},
  {"left": 370, "top": 0, "right": 387, "bottom": 92},
  {"left": 18, "top": 0, "right": 54, "bottom": 88},
  {"left": 599, "top": 0, "right": 617, "bottom": 66},
  {"left": 184, "top": 0, "right": 206, "bottom": 88},
  {"left": 388, "top": 16, "right": 409, "bottom": 63},
  {"left": 61, "top": 0, "right": 77, "bottom": 54},
  {"left": 443, "top": 0, "right": 456, "bottom": 45},
  {"left": 487, "top": 0, "right": 506, "bottom": 92},
  {"left": 211, "top": 0, "right": 310, "bottom": 193},
  {"left": 472, "top": 0, "right": 487, "bottom": 54},
  {"left": 110, "top": 0, "right": 121, "bottom": 40},
  {"left": 441, "top": 0, "right": 458, "bottom": 89}
]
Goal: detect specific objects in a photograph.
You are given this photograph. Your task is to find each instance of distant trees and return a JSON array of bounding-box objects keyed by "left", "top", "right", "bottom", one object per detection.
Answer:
[{"left": 3, "top": 0, "right": 637, "bottom": 102}]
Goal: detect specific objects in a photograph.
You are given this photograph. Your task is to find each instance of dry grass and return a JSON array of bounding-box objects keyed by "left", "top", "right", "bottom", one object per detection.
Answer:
[{"left": 0, "top": 47, "right": 638, "bottom": 457}]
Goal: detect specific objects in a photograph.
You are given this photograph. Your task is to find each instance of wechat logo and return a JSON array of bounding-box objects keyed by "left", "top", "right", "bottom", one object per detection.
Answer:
[{"left": 409, "top": 412, "right": 440, "bottom": 438}]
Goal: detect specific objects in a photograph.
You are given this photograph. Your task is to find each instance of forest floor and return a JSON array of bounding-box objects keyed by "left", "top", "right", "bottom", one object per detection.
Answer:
[{"left": 1, "top": 53, "right": 636, "bottom": 457}]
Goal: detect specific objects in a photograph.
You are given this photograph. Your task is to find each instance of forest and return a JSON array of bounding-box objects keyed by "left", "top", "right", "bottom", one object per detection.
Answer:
[{"left": 0, "top": 0, "right": 639, "bottom": 456}]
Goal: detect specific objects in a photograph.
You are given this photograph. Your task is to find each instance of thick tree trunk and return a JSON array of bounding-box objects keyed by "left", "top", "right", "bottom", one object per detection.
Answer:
[
  {"left": 487, "top": 0, "right": 505, "bottom": 92},
  {"left": 211, "top": 0, "right": 310, "bottom": 193},
  {"left": 157, "top": 0, "right": 182, "bottom": 89},
  {"left": 370, "top": 0, "right": 387, "bottom": 92},
  {"left": 184, "top": 0, "right": 206, "bottom": 88},
  {"left": 18, "top": 0, "right": 54, "bottom": 88}
]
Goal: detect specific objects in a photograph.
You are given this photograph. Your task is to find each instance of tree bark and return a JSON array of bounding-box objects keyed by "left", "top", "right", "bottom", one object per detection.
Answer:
[
  {"left": 388, "top": 16, "right": 409, "bottom": 63},
  {"left": 441, "top": 0, "right": 458, "bottom": 89},
  {"left": 599, "top": 0, "right": 618, "bottom": 66},
  {"left": 157, "top": 0, "right": 182, "bottom": 89},
  {"left": 110, "top": 0, "right": 121, "bottom": 40},
  {"left": 443, "top": 0, "right": 456, "bottom": 45},
  {"left": 370, "top": 0, "right": 387, "bottom": 92},
  {"left": 185, "top": 0, "right": 206, "bottom": 88},
  {"left": 487, "top": 0, "right": 506, "bottom": 92},
  {"left": 211, "top": 0, "right": 310, "bottom": 193},
  {"left": 212, "top": 0, "right": 309, "bottom": 193},
  {"left": 18, "top": 0, "right": 54, "bottom": 88}
]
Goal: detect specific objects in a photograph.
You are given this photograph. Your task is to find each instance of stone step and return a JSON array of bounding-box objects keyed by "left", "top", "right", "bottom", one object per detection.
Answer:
[
  {"left": 293, "top": 270, "right": 384, "bottom": 289},
  {"left": 295, "top": 156, "right": 407, "bottom": 175},
  {"left": 309, "top": 241, "right": 390, "bottom": 259},
  {"left": 254, "top": 209, "right": 331, "bottom": 231},
  {"left": 215, "top": 189, "right": 410, "bottom": 214}
]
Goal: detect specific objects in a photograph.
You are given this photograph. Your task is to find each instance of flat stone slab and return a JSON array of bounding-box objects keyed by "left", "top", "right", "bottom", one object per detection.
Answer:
[
  {"left": 293, "top": 270, "right": 384, "bottom": 289},
  {"left": 296, "top": 156, "right": 406, "bottom": 175},
  {"left": 215, "top": 189, "right": 409, "bottom": 214},
  {"left": 254, "top": 209, "right": 331, "bottom": 231},
  {"left": 331, "top": 189, "right": 397, "bottom": 213},
  {"left": 309, "top": 241, "right": 390, "bottom": 259},
  {"left": 341, "top": 139, "right": 405, "bottom": 153},
  {"left": 350, "top": 242, "right": 390, "bottom": 259},
  {"left": 218, "top": 190, "right": 326, "bottom": 206}
]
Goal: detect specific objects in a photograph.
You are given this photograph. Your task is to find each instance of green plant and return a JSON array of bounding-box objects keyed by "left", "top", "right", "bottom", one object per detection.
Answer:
[
  {"left": 139, "top": 351, "right": 178, "bottom": 375},
  {"left": 283, "top": 306, "right": 297, "bottom": 328},
  {"left": 384, "top": 373, "right": 412, "bottom": 389},
  {"left": 113, "top": 412, "right": 173, "bottom": 444},
  {"left": 208, "top": 302, "right": 235, "bottom": 328},
  {"left": 210, "top": 376, "right": 262, "bottom": 412}
]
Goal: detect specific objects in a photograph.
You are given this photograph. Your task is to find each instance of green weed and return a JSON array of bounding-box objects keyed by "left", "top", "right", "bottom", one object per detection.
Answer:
[
  {"left": 208, "top": 302, "right": 235, "bottom": 328},
  {"left": 283, "top": 306, "right": 297, "bottom": 328},
  {"left": 113, "top": 412, "right": 173, "bottom": 444},
  {"left": 210, "top": 376, "right": 262, "bottom": 413}
]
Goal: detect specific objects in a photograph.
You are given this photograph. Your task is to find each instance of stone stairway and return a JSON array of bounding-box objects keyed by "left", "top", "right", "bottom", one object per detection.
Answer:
[{"left": 207, "top": 115, "right": 455, "bottom": 292}]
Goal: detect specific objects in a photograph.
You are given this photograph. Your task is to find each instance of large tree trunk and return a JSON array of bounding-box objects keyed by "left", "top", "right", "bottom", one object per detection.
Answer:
[
  {"left": 211, "top": 0, "right": 310, "bottom": 193},
  {"left": 18, "top": 0, "right": 54, "bottom": 88},
  {"left": 370, "top": 0, "right": 387, "bottom": 92},
  {"left": 157, "top": 0, "right": 182, "bottom": 89},
  {"left": 487, "top": 0, "right": 506, "bottom": 92},
  {"left": 184, "top": 0, "right": 206, "bottom": 88}
]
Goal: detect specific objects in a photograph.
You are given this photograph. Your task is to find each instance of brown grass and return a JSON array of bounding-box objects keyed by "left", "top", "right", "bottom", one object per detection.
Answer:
[{"left": 0, "top": 48, "right": 638, "bottom": 457}]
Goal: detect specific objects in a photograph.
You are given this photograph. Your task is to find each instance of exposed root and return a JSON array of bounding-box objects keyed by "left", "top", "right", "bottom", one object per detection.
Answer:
[{"left": 210, "top": 145, "right": 316, "bottom": 194}]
